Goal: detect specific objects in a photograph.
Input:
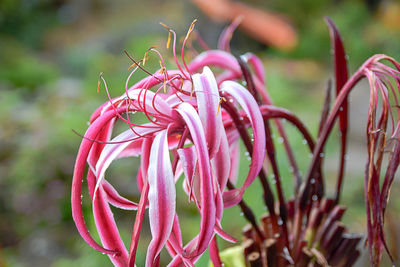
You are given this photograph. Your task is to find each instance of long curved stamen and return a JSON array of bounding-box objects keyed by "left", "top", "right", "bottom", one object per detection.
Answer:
[{"left": 99, "top": 73, "right": 145, "bottom": 137}]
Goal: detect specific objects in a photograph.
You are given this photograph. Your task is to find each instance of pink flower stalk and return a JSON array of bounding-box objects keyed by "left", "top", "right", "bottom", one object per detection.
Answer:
[{"left": 71, "top": 22, "right": 266, "bottom": 267}]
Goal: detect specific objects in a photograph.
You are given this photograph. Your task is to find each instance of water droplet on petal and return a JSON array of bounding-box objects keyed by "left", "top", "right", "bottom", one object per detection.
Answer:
[
  {"left": 319, "top": 153, "right": 324, "bottom": 158},
  {"left": 312, "top": 195, "right": 318, "bottom": 201},
  {"left": 277, "top": 137, "right": 284, "bottom": 144},
  {"left": 302, "top": 139, "right": 307, "bottom": 145}
]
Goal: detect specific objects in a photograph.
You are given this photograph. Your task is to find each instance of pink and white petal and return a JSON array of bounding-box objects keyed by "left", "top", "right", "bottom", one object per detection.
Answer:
[
  {"left": 94, "top": 126, "right": 161, "bottom": 195},
  {"left": 176, "top": 103, "right": 216, "bottom": 256},
  {"left": 223, "top": 188, "right": 244, "bottom": 208},
  {"left": 221, "top": 81, "right": 266, "bottom": 196},
  {"left": 177, "top": 146, "right": 198, "bottom": 200},
  {"left": 209, "top": 236, "right": 223, "bottom": 267},
  {"left": 72, "top": 108, "right": 131, "bottom": 255},
  {"left": 242, "top": 53, "right": 266, "bottom": 86},
  {"left": 212, "top": 130, "right": 231, "bottom": 192},
  {"left": 146, "top": 130, "right": 176, "bottom": 266},
  {"left": 189, "top": 50, "right": 241, "bottom": 75},
  {"left": 93, "top": 187, "right": 129, "bottom": 266},
  {"left": 217, "top": 17, "right": 242, "bottom": 52},
  {"left": 177, "top": 146, "right": 197, "bottom": 186},
  {"left": 86, "top": 115, "right": 116, "bottom": 199},
  {"left": 193, "top": 67, "right": 223, "bottom": 158},
  {"left": 228, "top": 140, "right": 240, "bottom": 185},
  {"left": 214, "top": 224, "right": 237, "bottom": 243},
  {"left": 103, "top": 181, "right": 139, "bottom": 210}
]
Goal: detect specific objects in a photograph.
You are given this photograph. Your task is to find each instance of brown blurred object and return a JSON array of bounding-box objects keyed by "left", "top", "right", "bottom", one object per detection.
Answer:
[
  {"left": 378, "top": 2, "right": 400, "bottom": 31},
  {"left": 190, "top": 0, "right": 298, "bottom": 51}
]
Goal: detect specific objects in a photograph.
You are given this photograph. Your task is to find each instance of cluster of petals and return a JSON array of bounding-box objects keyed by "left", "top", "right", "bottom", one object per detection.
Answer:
[
  {"left": 71, "top": 26, "right": 269, "bottom": 267},
  {"left": 72, "top": 19, "right": 400, "bottom": 267}
]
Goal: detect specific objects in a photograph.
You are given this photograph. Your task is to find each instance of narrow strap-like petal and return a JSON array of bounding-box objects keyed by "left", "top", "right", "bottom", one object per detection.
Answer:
[
  {"left": 176, "top": 103, "right": 216, "bottom": 256},
  {"left": 93, "top": 187, "right": 129, "bottom": 266},
  {"left": 146, "top": 130, "right": 176, "bottom": 266},
  {"left": 189, "top": 50, "right": 241, "bottom": 76},
  {"left": 220, "top": 81, "right": 266, "bottom": 205},
  {"left": 94, "top": 126, "right": 161, "bottom": 195},
  {"left": 72, "top": 108, "right": 132, "bottom": 255},
  {"left": 193, "top": 66, "right": 223, "bottom": 158},
  {"left": 103, "top": 181, "right": 139, "bottom": 210},
  {"left": 177, "top": 146, "right": 197, "bottom": 201}
]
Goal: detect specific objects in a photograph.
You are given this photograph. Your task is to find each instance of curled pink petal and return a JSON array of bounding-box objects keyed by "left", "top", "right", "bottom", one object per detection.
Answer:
[
  {"left": 220, "top": 81, "right": 266, "bottom": 201},
  {"left": 72, "top": 108, "right": 131, "bottom": 255},
  {"left": 176, "top": 103, "right": 216, "bottom": 256}
]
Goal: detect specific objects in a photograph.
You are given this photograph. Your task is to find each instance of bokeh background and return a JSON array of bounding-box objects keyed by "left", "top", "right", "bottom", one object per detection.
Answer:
[{"left": 1, "top": 0, "right": 400, "bottom": 266}]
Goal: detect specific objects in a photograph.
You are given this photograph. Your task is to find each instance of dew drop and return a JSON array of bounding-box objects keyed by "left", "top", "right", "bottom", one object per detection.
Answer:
[
  {"left": 278, "top": 219, "right": 283, "bottom": 225},
  {"left": 277, "top": 137, "right": 284, "bottom": 144},
  {"left": 247, "top": 156, "right": 251, "bottom": 161},
  {"left": 288, "top": 166, "right": 294, "bottom": 173},
  {"left": 239, "top": 117, "right": 244, "bottom": 121},
  {"left": 240, "top": 212, "right": 244, "bottom": 216},
  {"left": 86, "top": 121, "right": 90, "bottom": 126},
  {"left": 244, "top": 151, "right": 250, "bottom": 156},
  {"left": 308, "top": 153, "right": 313, "bottom": 158},
  {"left": 241, "top": 81, "right": 247, "bottom": 86},
  {"left": 302, "top": 139, "right": 307, "bottom": 145},
  {"left": 271, "top": 174, "right": 275, "bottom": 179},
  {"left": 229, "top": 99, "right": 234, "bottom": 103},
  {"left": 310, "top": 178, "right": 316, "bottom": 184},
  {"left": 344, "top": 154, "right": 349, "bottom": 160},
  {"left": 319, "top": 153, "right": 324, "bottom": 158},
  {"left": 312, "top": 195, "right": 318, "bottom": 201},
  {"left": 339, "top": 107, "right": 343, "bottom": 111}
]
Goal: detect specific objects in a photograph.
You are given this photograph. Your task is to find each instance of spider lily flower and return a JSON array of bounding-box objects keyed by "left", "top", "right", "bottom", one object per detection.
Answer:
[
  {"left": 71, "top": 24, "right": 266, "bottom": 265},
  {"left": 72, "top": 18, "right": 400, "bottom": 267}
]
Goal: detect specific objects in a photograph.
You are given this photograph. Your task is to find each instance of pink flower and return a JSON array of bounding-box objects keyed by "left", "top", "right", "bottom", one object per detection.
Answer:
[
  {"left": 72, "top": 18, "right": 400, "bottom": 267},
  {"left": 71, "top": 23, "right": 266, "bottom": 266}
]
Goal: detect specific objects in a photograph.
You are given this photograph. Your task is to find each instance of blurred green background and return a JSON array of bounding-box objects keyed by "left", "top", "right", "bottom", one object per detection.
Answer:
[{"left": 1, "top": 0, "right": 399, "bottom": 266}]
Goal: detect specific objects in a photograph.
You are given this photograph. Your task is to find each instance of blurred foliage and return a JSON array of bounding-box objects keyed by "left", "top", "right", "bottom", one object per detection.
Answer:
[{"left": 0, "top": 0, "right": 399, "bottom": 266}]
